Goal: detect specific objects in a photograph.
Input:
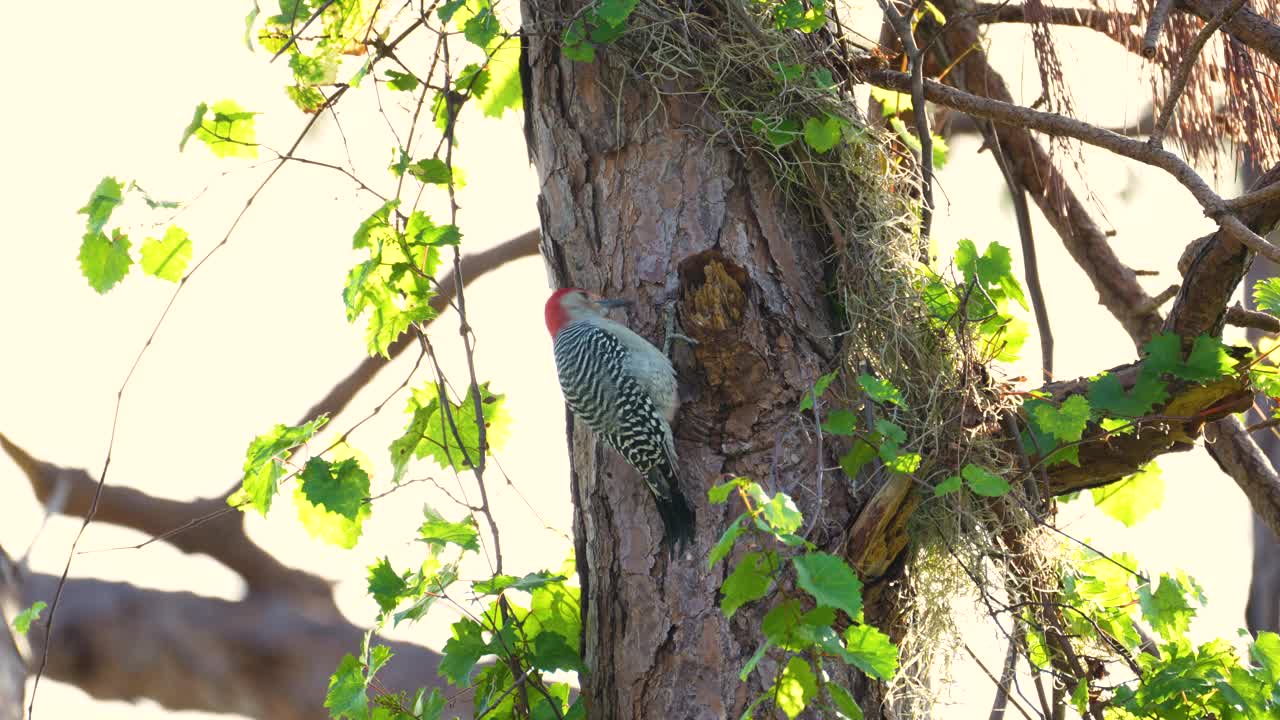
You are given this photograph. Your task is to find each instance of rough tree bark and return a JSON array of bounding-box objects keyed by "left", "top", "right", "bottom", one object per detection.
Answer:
[{"left": 522, "top": 4, "right": 862, "bottom": 716}]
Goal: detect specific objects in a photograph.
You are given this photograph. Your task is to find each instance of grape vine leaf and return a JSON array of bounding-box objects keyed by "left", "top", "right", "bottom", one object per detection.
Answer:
[
  {"left": 78, "top": 229, "right": 133, "bottom": 294},
  {"left": 228, "top": 416, "right": 328, "bottom": 515},
  {"left": 793, "top": 552, "right": 863, "bottom": 620},
  {"left": 295, "top": 456, "right": 371, "bottom": 548},
  {"left": 775, "top": 657, "right": 817, "bottom": 719},
  {"left": 11, "top": 601, "right": 46, "bottom": 635},
  {"left": 140, "top": 225, "right": 193, "bottom": 282},
  {"left": 1031, "top": 395, "right": 1091, "bottom": 443},
  {"left": 78, "top": 176, "right": 124, "bottom": 234},
  {"left": 1091, "top": 462, "right": 1163, "bottom": 527},
  {"left": 720, "top": 551, "right": 777, "bottom": 617},
  {"left": 1253, "top": 278, "right": 1280, "bottom": 315}
]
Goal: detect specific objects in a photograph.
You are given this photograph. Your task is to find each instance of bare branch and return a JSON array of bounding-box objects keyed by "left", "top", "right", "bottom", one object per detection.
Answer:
[
  {"left": 1226, "top": 303, "right": 1280, "bottom": 332},
  {"left": 1227, "top": 180, "right": 1280, "bottom": 212},
  {"left": 1205, "top": 418, "right": 1280, "bottom": 540},
  {"left": 1180, "top": 0, "right": 1280, "bottom": 65},
  {"left": 0, "top": 433, "right": 334, "bottom": 606}
]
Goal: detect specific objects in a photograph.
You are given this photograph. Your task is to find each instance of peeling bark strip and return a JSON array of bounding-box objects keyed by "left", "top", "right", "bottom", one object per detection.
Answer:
[{"left": 523, "top": 2, "right": 860, "bottom": 715}]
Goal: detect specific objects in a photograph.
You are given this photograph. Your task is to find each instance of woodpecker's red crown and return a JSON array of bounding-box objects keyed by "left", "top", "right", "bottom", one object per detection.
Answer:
[{"left": 545, "top": 288, "right": 586, "bottom": 337}]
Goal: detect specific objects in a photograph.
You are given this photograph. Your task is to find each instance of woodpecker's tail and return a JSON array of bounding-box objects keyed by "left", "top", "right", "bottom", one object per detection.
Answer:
[{"left": 647, "top": 467, "right": 696, "bottom": 547}]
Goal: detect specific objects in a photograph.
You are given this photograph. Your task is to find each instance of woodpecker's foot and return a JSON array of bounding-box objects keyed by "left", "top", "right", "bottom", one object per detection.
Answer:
[{"left": 662, "top": 304, "right": 698, "bottom": 357}]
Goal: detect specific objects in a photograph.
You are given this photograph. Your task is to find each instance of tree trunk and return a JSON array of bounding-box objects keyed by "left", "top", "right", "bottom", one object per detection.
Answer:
[{"left": 522, "top": 7, "right": 872, "bottom": 716}]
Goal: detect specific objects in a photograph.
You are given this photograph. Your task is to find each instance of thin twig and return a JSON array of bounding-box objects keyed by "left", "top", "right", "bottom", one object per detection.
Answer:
[
  {"left": 962, "top": 643, "right": 1036, "bottom": 720},
  {"left": 1149, "top": 0, "right": 1250, "bottom": 147},
  {"left": 875, "top": 0, "right": 935, "bottom": 242},
  {"left": 271, "top": 0, "right": 339, "bottom": 61}
]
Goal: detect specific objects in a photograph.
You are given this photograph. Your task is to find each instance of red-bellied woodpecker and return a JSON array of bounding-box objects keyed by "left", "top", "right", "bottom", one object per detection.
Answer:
[{"left": 544, "top": 287, "right": 696, "bottom": 546}]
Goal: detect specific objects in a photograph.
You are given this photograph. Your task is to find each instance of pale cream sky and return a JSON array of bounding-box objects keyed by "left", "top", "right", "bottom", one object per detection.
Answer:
[{"left": 0, "top": 3, "right": 1257, "bottom": 719}]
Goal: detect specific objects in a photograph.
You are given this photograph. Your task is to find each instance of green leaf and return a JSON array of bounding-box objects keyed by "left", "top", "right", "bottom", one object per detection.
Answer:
[
  {"left": 1091, "top": 462, "right": 1163, "bottom": 527},
  {"left": 179, "top": 102, "right": 208, "bottom": 151},
  {"left": 192, "top": 99, "right": 258, "bottom": 159},
  {"left": 595, "top": 0, "right": 639, "bottom": 26},
  {"left": 874, "top": 419, "right": 907, "bottom": 445},
  {"left": 1088, "top": 371, "right": 1168, "bottom": 418},
  {"left": 1142, "top": 332, "right": 1183, "bottom": 376},
  {"left": 1030, "top": 395, "right": 1091, "bottom": 443},
  {"left": 437, "top": 0, "right": 466, "bottom": 22},
  {"left": 1254, "top": 278, "right": 1280, "bottom": 314},
  {"left": 821, "top": 409, "right": 859, "bottom": 436},
  {"left": 775, "top": 657, "right": 817, "bottom": 719},
  {"left": 793, "top": 552, "right": 863, "bottom": 620},
  {"left": 228, "top": 416, "right": 328, "bottom": 515},
  {"left": 751, "top": 116, "right": 802, "bottom": 148},
  {"left": 285, "top": 84, "right": 327, "bottom": 112},
  {"left": 828, "top": 683, "right": 864, "bottom": 719},
  {"left": 1138, "top": 573, "right": 1197, "bottom": 642},
  {"left": 803, "top": 115, "right": 844, "bottom": 153},
  {"left": 1251, "top": 631, "right": 1280, "bottom": 686},
  {"left": 439, "top": 619, "right": 488, "bottom": 687},
  {"left": 11, "top": 601, "right": 47, "bottom": 635},
  {"left": 707, "top": 477, "right": 748, "bottom": 504},
  {"left": 472, "top": 571, "right": 565, "bottom": 595},
  {"left": 530, "top": 631, "right": 586, "bottom": 673},
  {"left": 385, "top": 69, "right": 420, "bottom": 92},
  {"left": 843, "top": 623, "right": 899, "bottom": 680},
  {"left": 562, "top": 19, "right": 596, "bottom": 62},
  {"left": 930, "top": 132, "right": 950, "bottom": 169},
  {"left": 140, "top": 225, "right": 193, "bottom": 282},
  {"left": 1180, "top": 334, "right": 1237, "bottom": 382},
  {"left": 720, "top": 551, "right": 778, "bottom": 618},
  {"left": 391, "top": 382, "right": 510, "bottom": 473},
  {"left": 858, "top": 373, "right": 903, "bottom": 407},
  {"left": 799, "top": 371, "right": 838, "bottom": 411},
  {"left": 368, "top": 557, "right": 410, "bottom": 613},
  {"left": 708, "top": 513, "right": 747, "bottom": 567},
  {"left": 295, "top": 456, "right": 371, "bottom": 548},
  {"left": 869, "top": 86, "right": 912, "bottom": 116},
  {"left": 408, "top": 158, "right": 451, "bottom": 185},
  {"left": 325, "top": 654, "right": 368, "bottom": 719},
  {"left": 78, "top": 230, "right": 133, "bottom": 294},
  {"left": 290, "top": 49, "right": 340, "bottom": 85},
  {"left": 480, "top": 36, "right": 523, "bottom": 118},
  {"left": 839, "top": 440, "right": 877, "bottom": 477},
  {"left": 760, "top": 492, "right": 803, "bottom": 535},
  {"left": 528, "top": 581, "right": 581, "bottom": 652},
  {"left": 762, "top": 600, "right": 808, "bottom": 650},
  {"left": 419, "top": 506, "right": 481, "bottom": 552},
  {"left": 962, "top": 463, "right": 1010, "bottom": 497},
  {"left": 934, "top": 474, "right": 962, "bottom": 497},
  {"left": 461, "top": 2, "right": 500, "bottom": 48},
  {"left": 78, "top": 176, "right": 125, "bottom": 234}
]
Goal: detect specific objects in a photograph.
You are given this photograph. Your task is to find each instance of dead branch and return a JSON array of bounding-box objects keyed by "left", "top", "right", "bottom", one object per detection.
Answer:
[
  {"left": 1227, "top": 303, "right": 1280, "bottom": 332},
  {"left": 18, "top": 574, "right": 465, "bottom": 720},
  {"left": 1143, "top": 0, "right": 1178, "bottom": 57}
]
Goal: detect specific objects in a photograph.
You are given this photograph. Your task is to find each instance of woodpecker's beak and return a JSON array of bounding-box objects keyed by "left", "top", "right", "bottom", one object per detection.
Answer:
[{"left": 595, "top": 298, "right": 631, "bottom": 310}]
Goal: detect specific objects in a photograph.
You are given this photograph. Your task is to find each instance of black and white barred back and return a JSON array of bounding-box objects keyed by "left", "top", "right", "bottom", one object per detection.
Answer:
[{"left": 553, "top": 319, "right": 695, "bottom": 545}]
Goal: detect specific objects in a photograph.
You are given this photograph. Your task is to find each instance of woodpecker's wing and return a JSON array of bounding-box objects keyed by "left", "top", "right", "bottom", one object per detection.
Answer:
[{"left": 553, "top": 321, "right": 673, "bottom": 477}]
